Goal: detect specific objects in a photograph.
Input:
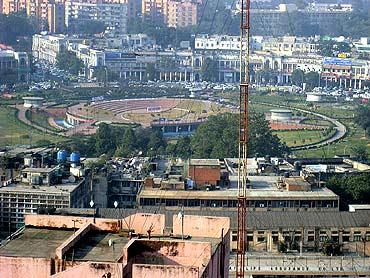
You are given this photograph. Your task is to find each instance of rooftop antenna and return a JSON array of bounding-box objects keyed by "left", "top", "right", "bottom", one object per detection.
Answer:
[{"left": 236, "top": 0, "right": 251, "bottom": 277}]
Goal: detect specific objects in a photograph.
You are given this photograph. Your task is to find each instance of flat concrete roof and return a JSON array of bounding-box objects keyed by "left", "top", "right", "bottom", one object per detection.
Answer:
[
  {"left": 0, "top": 179, "right": 84, "bottom": 195},
  {"left": 22, "top": 167, "right": 56, "bottom": 173},
  {"left": 138, "top": 187, "right": 338, "bottom": 200},
  {"left": 189, "top": 159, "right": 220, "bottom": 166},
  {"left": 64, "top": 230, "right": 129, "bottom": 262},
  {"left": 0, "top": 228, "right": 73, "bottom": 258}
]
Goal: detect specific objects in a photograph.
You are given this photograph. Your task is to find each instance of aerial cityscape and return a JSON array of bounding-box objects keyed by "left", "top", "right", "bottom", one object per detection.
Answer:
[{"left": 0, "top": 0, "right": 370, "bottom": 277}]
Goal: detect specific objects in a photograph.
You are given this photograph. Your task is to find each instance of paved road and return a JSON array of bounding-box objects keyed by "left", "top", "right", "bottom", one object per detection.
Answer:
[
  {"left": 290, "top": 107, "right": 347, "bottom": 151},
  {"left": 15, "top": 105, "right": 62, "bottom": 136},
  {"left": 256, "top": 102, "right": 347, "bottom": 151}
]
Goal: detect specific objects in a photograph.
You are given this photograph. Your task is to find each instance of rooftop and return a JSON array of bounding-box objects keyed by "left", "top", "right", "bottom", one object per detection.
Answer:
[
  {"left": 58, "top": 208, "right": 370, "bottom": 230},
  {"left": 0, "top": 179, "right": 84, "bottom": 194},
  {"left": 64, "top": 230, "right": 129, "bottom": 262},
  {"left": 22, "top": 167, "right": 55, "bottom": 173},
  {"left": 189, "top": 159, "right": 220, "bottom": 166},
  {"left": 138, "top": 186, "right": 338, "bottom": 200},
  {"left": 0, "top": 228, "right": 73, "bottom": 258}
]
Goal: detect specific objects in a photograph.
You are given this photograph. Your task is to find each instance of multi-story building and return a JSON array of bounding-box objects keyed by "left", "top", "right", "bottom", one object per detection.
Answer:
[
  {"left": 354, "top": 37, "right": 370, "bottom": 54},
  {"left": 0, "top": 213, "right": 230, "bottom": 278},
  {"left": 2, "top": 0, "right": 26, "bottom": 14},
  {"left": 65, "top": 1, "right": 128, "bottom": 35},
  {"left": 261, "top": 36, "right": 319, "bottom": 56},
  {"left": 120, "top": 0, "right": 141, "bottom": 19},
  {"left": 195, "top": 35, "right": 241, "bottom": 51},
  {"left": 142, "top": 0, "right": 197, "bottom": 28},
  {"left": 248, "top": 5, "right": 351, "bottom": 36},
  {"left": 167, "top": 0, "right": 197, "bottom": 28},
  {"left": 0, "top": 166, "right": 91, "bottom": 230},
  {"left": 32, "top": 34, "right": 67, "bottom": 64},
  {"left": 47, "top": 2, "right": 65, "bottom": 33},
  {"left": 141, "top": 0, "right": 168, "bottom": 21},
  {"left": 0, "top": 46, "right": 30, "bottom": 83}
]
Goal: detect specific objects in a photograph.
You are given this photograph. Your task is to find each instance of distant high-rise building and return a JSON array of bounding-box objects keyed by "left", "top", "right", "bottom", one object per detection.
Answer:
[
  {"left": 141, "top": 0, "right": 197, "bottom": 28},
  {"left": 65, "top": 1, "right": 128, "bottom": 35},
  {"left": 47, "top": 2, "right": 65, "bottom": 33},
  {"left": 167, "top": 0, "right": 197, "bottom": 28},
  {"left": 141, "top": 0, "right": 168, "bottom": 21},
  {"left": 2, "top": 0, "right": 26, "bottom": 14}
]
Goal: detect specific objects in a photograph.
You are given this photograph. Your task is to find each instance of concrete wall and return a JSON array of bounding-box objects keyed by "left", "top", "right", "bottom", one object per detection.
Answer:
[
  {"left": 55, "top": 223, "right": 92, "bottom": 259},
  {"left": 51, "top": 262, "right": 123, "bottom": 278},
  {"left": 132, "top": 264, "right": 199, "bottom": 278},
  {"left": 173, "top": 214, "right": 230, "bottom": 238},
  {"left": 25, "top": 213, "right": 165, "bottom": 235},
  {"left": 0, "top": 257, "right": 51, "bottom": 278},
  {"left": 122, "top": 213, "right": 165, "bottom": 235},
  {"left": 131, "top": 240, "right": 212, "bottom": 268}
]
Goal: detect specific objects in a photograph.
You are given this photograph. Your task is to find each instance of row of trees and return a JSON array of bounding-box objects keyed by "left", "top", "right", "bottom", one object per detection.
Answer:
[
  {"left": 56, "top": 51, "right": 84, "bottom": 75},
  {"left": 291, "top": 69, "right": 320, "bottom": 91},
  {"left": 0, "top": 11, "right": 36, "bottom": 45},
  {"left": 355, "top": 104, "right": 370, "bottom": 138},
  {"left": 326, "top": 173, "right": 370, "bottom": 210},
  {"left": 65, "top": 112, "right": 290, "bottom": 159}
]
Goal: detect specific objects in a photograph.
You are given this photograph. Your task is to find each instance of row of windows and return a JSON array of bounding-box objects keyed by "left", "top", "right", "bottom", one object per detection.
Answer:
[
  {"left": 140, "top": 198, "right": 338, "bottom": 208},
  {"left": 231, "top": 231, "right": 370, "bottom": 242}
]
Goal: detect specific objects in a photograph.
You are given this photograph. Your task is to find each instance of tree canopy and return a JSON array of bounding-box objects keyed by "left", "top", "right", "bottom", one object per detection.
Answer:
[
  {"left": 0, "top": 11, "right": 37, "bottom": 45},
  {"left": 326, "top": 173, "right": 370, "bottom": 210},
  {"left": 56, "top": 51, "right": 84, "bottom": 75},
  {"left": 190, "top": 113, "right": 290, "bottom": 158},
  {"left": 200, "top": 58, "right": 219, "bottom": 82},
  {"left": 68, "top": 20, "right": 106, "bottom": 35},
  {"left": 354, "top": 104, "right": 370, "bottom": 138}
]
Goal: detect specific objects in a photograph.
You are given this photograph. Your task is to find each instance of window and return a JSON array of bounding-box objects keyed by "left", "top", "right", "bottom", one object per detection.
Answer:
[{"left": 353, "top": 231, "right": 362, "bottom": 242}]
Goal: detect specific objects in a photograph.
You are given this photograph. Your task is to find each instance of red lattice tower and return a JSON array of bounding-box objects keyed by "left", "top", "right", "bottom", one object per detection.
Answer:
[{"left": 236, "top": 0, "right": 250, "bottom": 277}]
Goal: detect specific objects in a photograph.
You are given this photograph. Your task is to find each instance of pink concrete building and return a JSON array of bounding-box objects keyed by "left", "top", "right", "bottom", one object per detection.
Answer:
[{"left": 0, "top": 213, "right": 230, "bottom": 278}]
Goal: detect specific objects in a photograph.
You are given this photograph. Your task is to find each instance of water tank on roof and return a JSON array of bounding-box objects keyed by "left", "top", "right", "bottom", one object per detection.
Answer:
[
  {"left": 70, "top": 152, "right": 81, "bottom": 164},
  {"left": 57, "top": 150, "right": 68, "bottom": 163}
]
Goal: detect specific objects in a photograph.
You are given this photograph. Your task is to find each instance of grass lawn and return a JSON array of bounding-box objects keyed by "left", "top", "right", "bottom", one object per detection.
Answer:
[
  {"left": 274, "top": 129, "right": 330, "bottom": 147},
  {"left": 0, "top": 106, "right": 65, "bottom": 147},
  {"left": 26, "top": 109, "right": 59, "bottom": 132}
]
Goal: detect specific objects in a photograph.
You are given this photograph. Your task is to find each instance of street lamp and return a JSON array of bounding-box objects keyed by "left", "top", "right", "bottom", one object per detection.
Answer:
[
  {"left": 90, "top": 200, "right": 95, "bottom": 223},
  {"left": 114, "top": 201, "right": 119, "bottom": 219}
]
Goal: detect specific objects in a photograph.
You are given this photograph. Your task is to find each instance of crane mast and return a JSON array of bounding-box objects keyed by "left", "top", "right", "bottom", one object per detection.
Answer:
[{"left": 236, "top": 0, "right": 250, "bottom": 277}]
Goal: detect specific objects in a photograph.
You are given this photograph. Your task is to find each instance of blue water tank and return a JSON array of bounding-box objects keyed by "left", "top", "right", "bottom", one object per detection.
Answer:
[
  {"left": 70, "top": 152, "right": 81, "bottom": 164},
  {"left": 57, "top": 150, "right": 68, "bottom": 163}
]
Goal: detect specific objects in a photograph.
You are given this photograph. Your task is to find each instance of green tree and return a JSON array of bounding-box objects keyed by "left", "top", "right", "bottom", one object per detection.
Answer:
[
  {"left": 56, "top": 51, "right": 84, "bottom": 75},
  {"left": 326, "top": 173, "right": 370, "bottom": 209},
  {"left": 291, "top": 69, "right": 305, "bottom": 87},
  {"left": 174, "top": 136, "right": 192, "bottom": 159},
  {"left": 355, "top": 104, "right": 370, "bottom": 138},
  {"left": 351, "top": 145, "right": 369, "bottom": 163},
  {"left": 68, "top": 20, "right": 106, "bottom": 35},
  {"left": 0, "top": 11, "right": 37, "bottom": 45},
  {"left": 319, "top": 40, "right": 351, "bottom": 57},
  {"left": 116, "top": 128, "right": 136, "bottom": 157},
  {"left": 146, "top": 63, "right": 156, "bottom": 81},
  {"left": 94, "top": 123, "right": 116, "bottom": 155},
  {"left": 305, "top": 71, "right": 320, "bottom": 91},
  {"left": 200, "top": 58, "right": 219, "bottom": 82},
  {"left": 191, "top": 113, "right": 290, "bottom": 158},
  {"left": 147, "top": 129, "right": 166, "bottom": 155}
]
